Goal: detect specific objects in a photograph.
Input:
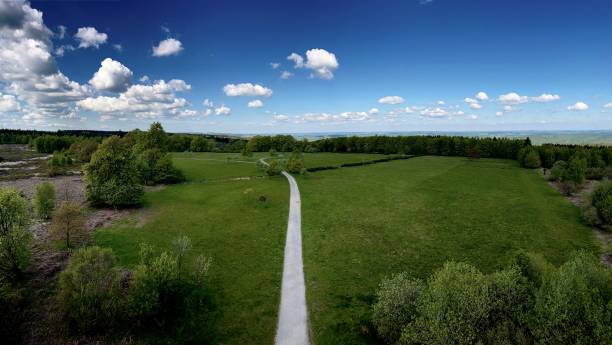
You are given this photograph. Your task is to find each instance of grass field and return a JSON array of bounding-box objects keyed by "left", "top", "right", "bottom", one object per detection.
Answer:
[
  {"left": 298, "top": 156, "right": 598, "bottom": 344},
  {"left": 94, "top": 153, "right": 597, "bottom": 344}
]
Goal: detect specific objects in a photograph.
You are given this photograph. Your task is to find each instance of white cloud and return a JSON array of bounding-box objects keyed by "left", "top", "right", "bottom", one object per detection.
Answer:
[
  {"left": 287, "top": 49, "right": 339, "bottom": 79},
  {"left": 368, "top": 107, "right": 379, "bottom": 115},
  {"left": 113, "top": 44, "right": 123, "bottom": 52},
  {"left": 378, "top": 96, "right": 405, "bottom": 105},
  {"left": 223, "top": 83, "right": 272, "bottom": 97},
  {"left": 498, "top": 92, "right": 529, "bottom": 104},
  {"left": 476, "top": 91, "right": 489, "bottom": 101},
  {"left": 248, "top": 99, "right": 264, "bottom": 108},
  {"left": 273, "top": 114, "right": 289, "bottom": 121},
  {"left": 77, "top": 79, "right": 193, "bottom": 119},
  {"left": 437, "top": 100, "right": 445, "bottom": 105},
  {"left": 568, "top": 102, "right": 589, "bottom": 111},
  {"left": 89, "top": 58, "right": 133, "bottom": 92},
  {"left": 280, "top": 71, "right": 293, "bottom": 79},
  {"left": 54, "top": 44, "right": 75, "bottom": 56},
  {"left": 287, "top": 53, "right": 304, "bottom": 68},
  {"left": 605, "top": 103, "right": 612, "bottom": 109},
  {"left": 214, "top": 105, "right": 231, "bottom": 115},
  {"left": 152, "top": 38, "right": 183, "bottom": 57},
  {"left": 0, "top": 93, "right": 21, "bottom": 112},
  {"left": 420, "top": 107, "right": 449, "bottom": 118},
  {"left": 270, "top": 62, "right": 280, "bottom": 69},
  {"left": 74, "top": 27, "right": 108, "bottom": 48},
  {"left": 468, "top": 114, "right": 478, "bottom": 120},
  {"left": 304, "top": 48, "right": 339, "bottom": 79},
  {"left": 57, "top": 25, "right": 66, "bottom": 39},
  {"left": 532, "top": 93, "right": 560, "bottom": 102},
  {"left": 139, "top": 75, "right": 150, "bottom": 83},
  {"left": 203, "top": 98, "right": 213, "bottom": 108},
  {"left": 464, "top": 97, "right": 478, "bottom": 104},
  {"left": 469, "top": 103, "right": 482, "bottom": 110},
  {"left": 496, "top": 111, "right": 503, "bottom": 117}
]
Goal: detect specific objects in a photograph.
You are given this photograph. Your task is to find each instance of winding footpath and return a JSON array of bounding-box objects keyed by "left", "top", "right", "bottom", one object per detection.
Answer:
[{"left": 259, "top": 159, "right": 310, "bottom": 345}]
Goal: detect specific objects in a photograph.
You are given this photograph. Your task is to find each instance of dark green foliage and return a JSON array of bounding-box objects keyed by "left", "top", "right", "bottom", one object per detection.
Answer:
[
  {"left": 32, "top": 135, "right": 78, "bottom": 153},
  {"left": 286, "top": 150, "right": 305, "bottom": 174},
  {"left": 590, "top": 181, "right": 612, "bottom": 225},
  {"left": 189, "top": 136, "right": 215, "bottom": 152},
  {"left": 372, "top": 273, "right": 424, "bottom": 344},
  {"left": 564, "top": 153, "right": 587, "bottom": 184},
  {"left": 69, "top": 138, "right": 99, "bottom": 163},
  {"left": 521, "top": 149, "right": 541, "bottom": 169},
  {"left": 374, "top": 253, "right": 612, "bottom": 345},
  {"left": 0, "top": 188, "right": 31, "bottom": 281},
  {"left": 537, "top": 146, "right": 556, "bottom": 168},
  {"left": 133, "top": 124, "right": 185, "bottom": 185},
  {"left": 241, "top": 146, "right": 253, "bottom": 157},
  {"left": 34, "top": 182, "right": 55, "bottom": 219},
  {"left": 85, "top": 136, "right": 143, "bottom": 207},
  {"left": 265, "top": 159, "right": 282, "bottom": 176},
  {"left": 48, "top": 150, "right": 73, "bottom": 167},
  {"left": 531, "top": 251, "right": 612, "bottom": 345},
  {"left": 57, "top": 246, "right": 123, "bottom": 333},
  {"left": 549, "top": 160, "right": 567, "bottom": 181}
]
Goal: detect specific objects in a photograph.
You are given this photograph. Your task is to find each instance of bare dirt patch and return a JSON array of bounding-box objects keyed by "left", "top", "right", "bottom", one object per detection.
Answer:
[{"left": 0, "top": 175, "right": 85, "bottom": 206}]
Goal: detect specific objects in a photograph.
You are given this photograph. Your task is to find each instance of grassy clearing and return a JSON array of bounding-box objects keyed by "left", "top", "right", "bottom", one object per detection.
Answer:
[
  {"left": 298, "top": 156, "right": 598, "bottom": 344},
  {"left": 94, "top": 158, "right": 289, "bottom": 344}
]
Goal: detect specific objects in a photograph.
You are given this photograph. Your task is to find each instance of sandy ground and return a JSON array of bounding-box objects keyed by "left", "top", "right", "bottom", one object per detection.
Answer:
[{"left": 0, "top": 175, "right": 86, "bottom": 206}]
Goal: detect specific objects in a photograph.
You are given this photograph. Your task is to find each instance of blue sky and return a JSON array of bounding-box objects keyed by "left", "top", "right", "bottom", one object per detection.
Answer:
[{"left": 0, "top": 0, "right": 611, "bottom": 133}]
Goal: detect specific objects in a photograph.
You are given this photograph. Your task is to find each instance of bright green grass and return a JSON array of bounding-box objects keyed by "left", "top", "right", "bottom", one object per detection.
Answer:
[
  {"left": 94, "top": 172, "right": 289, "bottom": 344},
  {"left": 297, "top": 156, "right": 598, "bottom": 344}
]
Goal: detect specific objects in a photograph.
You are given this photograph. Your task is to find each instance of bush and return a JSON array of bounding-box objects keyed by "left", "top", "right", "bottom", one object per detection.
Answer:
[
  {"left": 581, "top": 205, "right": 603, "bottom": 227},
  {"left": 49, "top": 202, "right": 87, "bottom": 249},
  {"left": 591, "top": 181, "right": 612, "bottom": 225},
  {"left": 0, "top": 188, "right": 31, "bottom": 281},
  {"left": 265, "top": 159, "right": 282, "bottom": 176},
  {"left": 152, "top": 153, "right": 185, "bottom": 184},
  {"left": 564, "top": 154, "right": 587, "bottom": 185},
  {"left": 586, "top": 167, "right": 605, "bottom": 180},
  {"left": 549, "top": 160, "right": 567, "bottom": 181},
  {"left": 69, "top": 138, "right": 99, "bottom": 163},
  {"left": 372, "top": 273, "right": 425, "bottom": 344},
  {"left": 286, "top": 150, "right": 305, "bottom": 174},
  {"left": 401, "top": 262, "right": 491, "bottom": 345},
  {"left": 34, "top": 182, "right": 55, "bottom": 219},
  {"left": 57, "top": 246, "right": 123, "bottom": 333},
  {"left": 190, "top": 136, "right": 214, "bottom": 152},
  {"left": 85, "top": 136, "right": 143, "bottom": 207},
  {"left": 531, "top": 251, "right": 612, "bottom": 345},
  {"left": 522, "top": 150, "right": 541, "bottom": 169}
]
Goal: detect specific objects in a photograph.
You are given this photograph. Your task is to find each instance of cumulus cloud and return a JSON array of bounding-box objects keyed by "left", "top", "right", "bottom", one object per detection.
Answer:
[
  {"left": 77, "top": 79, "right": 194, "bottom": 119},
  {"left": 532, "top": 93, "right": 560, "bottom": 102},
  {"left": 498, "top": 92, "right": 529, "bottom": 104},
  {"left": 287, "top": 53, "right": 304, "bottom": 68},
  {"left": 89, "top": 58, "right": 133, "bottom": 92},
  {"left": 214, "top": 105, "right": 231, "bottom": 115},
  {"left": 476, "top": 91, "right": 489, "bottom": 101},
  {"left": 0, "top": 1, "right": 91, "bottom": 124},
  {"left": 568, "top": 102, "right": 589, "bottom": 111},
  {"left": 287, "top": 49, "right": 339, "bottom": 79},
  {"left": 152, "top": 38, "right": 183, "bottom": 57},
  {"left": 469, "top": 103, "right": 482, "bottom": 110},
  {"left": 54, "top": 44, "right": 75, "bottom": 56},
  {"left": 420, "top": 107, "right": 449, "bottom": 118},
  {"left": 203, "top": 98, "right": 213, "bottom": 108},
  {"left": 139, "top": 75, "right": 150, "bottom": 83},
  {"left": 74, "top": 27, "right": 108, "bottom": 48},
  {"left": 273, "top": 114, "right": 289, "bottom": 121},
  {"left": 223, "top": 83, "right": 272, "bottom": 97},
  {"left": 464, "top": 97, "right": 478, "bottom": 104},
  {"left": 57, "top": 25, "right": 66, "bottom": 39},
  {"left": 378, "top": 96, "right": 405, "bottom": 105},
  {"left": 270, "top": 62, "right": 280, "bottom": 69},
  {"left": 0, "top": 93, "right": 21, "bottom": 112},
  {"left": 468, "top": 114, "right": 478, "bottom": 120},
  {"left": 248, "top": 99, "right": 264, "bottom": 108},
  {"left": 605, "top": 103, "right": 612, "bottom": 109},
  {"left": 280, "top": 71, "right": 293, "bottom": 79},
  {"left": 368, "top": 108, "right": 379, "bottom": 115}
]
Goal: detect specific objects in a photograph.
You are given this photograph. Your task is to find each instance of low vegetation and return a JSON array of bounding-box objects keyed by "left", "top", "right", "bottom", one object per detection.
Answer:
[
  {"left": 49, "top": 202, "right": 87, "bottom": 249},
  {"left": 34, "top": 182, "right": 55, "bottom": 219}
]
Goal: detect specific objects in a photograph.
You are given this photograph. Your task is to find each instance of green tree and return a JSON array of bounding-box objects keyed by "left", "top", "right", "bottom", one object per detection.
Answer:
[
  {"left": 286, "top": 150, "right": 305, "bottom": 173},
  {"left": 190, "top": 136, "right": 214, "bottom": 152},
  {"left": 34, "top": 182, "right": 55, "bottom": 219},
  {"left": 85, "top": 136, "right": 143, "bottom": 207},
  {"left": 522, "top": 150, "right": 541, "bottom": 169},
  {"left": 0, "top": 188, "right": 31, "bottom": 280},
  {"left": 590, "top": 181, "right": 612, "bottom": 224},
  {"left": 564, "top": 153, "right": 587, "bottom": 185},
  {"left": 49, "top": 202, "right": 87, "bottom": 249}
]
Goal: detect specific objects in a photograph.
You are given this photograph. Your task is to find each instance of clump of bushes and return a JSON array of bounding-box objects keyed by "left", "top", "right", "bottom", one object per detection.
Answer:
[
  {"left": 49, "top": 201, "right": 87, "bottom": 249},
  {"left": 85, "top": 136, "right": 143, "bottom": 207},
  {"left": 69, "top": 138, "right": 99, "bottom": 163},
  {"left": 286, "top": 150, "right": 305, "bottom": 174},
  {"left": 0, "top": 188, "right": 31, "bottom": 281},
  {"left": 57, "top": 237, "right": 212, "bottom": 340},
  {"left": 34, "top": 182, "right": 55, "bottom": 219},
  {"left": 584, "top": 181, "right": 612, "bottom": 228},
  {"left": 518, "top": 147, "right": 541, "bottom": 169},
  {"left": 372, "top": 251, "right": 612, "bottom": 345},
  {"left": 265, "top": 159, "right": 282, "bottom": 176}
]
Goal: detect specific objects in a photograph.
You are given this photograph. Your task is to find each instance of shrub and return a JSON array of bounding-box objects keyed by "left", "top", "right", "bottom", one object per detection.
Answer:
[
  {"left": 152, "top": 153, "right": 185, "bottom": 184},
  {"left": 241, "top": 147, "right": 253, "bottom": 157},
  {"left": 265, "top": 159, "right": 282, "bottom": 176},
  {"left": 586, "top": 167, "right": 605, "bottom": 180},
  {"left": 189, "top": 136, "right": 214, "bottom": 152},
  {"left": 49, "top": 202, "right": 87, "bottom": 249},
  {"left": 372, "top": 273, "right": 425, "bottom": 344},
  {"left": 549, "top": 160, "right": 567, "bottom": 181},
  {"left": 34, "top": 181, "right": 55, "bottom": 219},
  {"left": 564, "top": 154, "right": 587, "bottom": 185},
  {"left": 522, "top": 150, "right": 541, "bottom": 169},
  {"left": 286, "top": 150, "right": 305, "bottom": 174},
  {"left": 581, "top": 205, "right": 603, "bottom": 227},
  {"left": 401, "top": 262, "right": 491, "bottom": 345},
  {"left": 85, "top": 136, "right": 143, "bottom": 207},
  {"left": 467, "top": 146, "right": 481, "bottom": 159},
  {"left": 591, "top": 181, "right": 612, "bottom": 225},
  {"left": 531, "top": 251, "right": 612, "bottom": 345},
  {"left": 0, "top": 188, "right": 31, "bottom": 281},
  {"left": 69, "top": 138, "right": 99, "bottom": 163},
  {"left": 57, "top": 246, "right": 123, "bottom": 333}
]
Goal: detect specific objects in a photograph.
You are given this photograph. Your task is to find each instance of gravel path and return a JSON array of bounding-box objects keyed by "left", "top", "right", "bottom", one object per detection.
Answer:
[{"left": 275, "top": 171, "right": 310, "bottom": 345}]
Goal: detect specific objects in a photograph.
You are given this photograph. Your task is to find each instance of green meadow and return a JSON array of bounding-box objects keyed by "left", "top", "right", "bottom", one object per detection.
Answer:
[{"left": 94, "top": 153, "right": 597, "bottom": 344}]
